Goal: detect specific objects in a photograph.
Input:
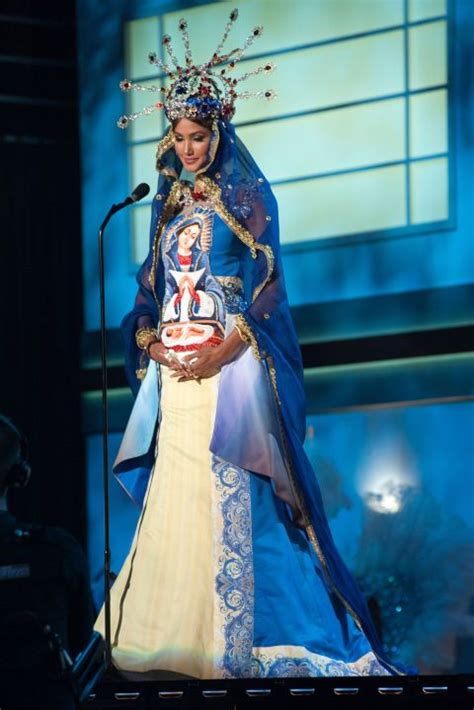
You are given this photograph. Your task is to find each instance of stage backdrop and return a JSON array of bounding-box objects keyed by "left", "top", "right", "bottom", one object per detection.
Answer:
[{"left": 77, "top": 0, "right": 473, "bottom": 675}]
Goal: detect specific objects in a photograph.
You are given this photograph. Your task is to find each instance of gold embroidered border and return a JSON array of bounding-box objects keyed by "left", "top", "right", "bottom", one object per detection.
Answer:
[
  {"left": 149, "top": 180, "right": 183, "bottom": 294},
  {"left": 216, "top": 275, "right": 244, "bottom": 290},
  {"left": 155, "top": 129, "right": 176, "bottom": 173},
  {"left": 195, "top": 177, "right": 274, "bottom": 303},
  {"left": 135, "top": 326, "right": 159, "bottom": 350},
  {"left": 267, "top": 358, "right": 281, "bottom": 405},
  {"left": 234, "top": 314, "right": 261, "bottom": 361}
]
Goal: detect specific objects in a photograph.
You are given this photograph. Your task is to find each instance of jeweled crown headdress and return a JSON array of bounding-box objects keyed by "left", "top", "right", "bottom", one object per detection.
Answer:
[{"left": 117, "top": 8, "right": 276, "bottom": 128}]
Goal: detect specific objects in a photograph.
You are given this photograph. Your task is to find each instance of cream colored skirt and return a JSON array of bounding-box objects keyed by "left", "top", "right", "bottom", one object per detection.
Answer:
[{"left": 95, "top": 365, "right": 221, "bottom": 678}]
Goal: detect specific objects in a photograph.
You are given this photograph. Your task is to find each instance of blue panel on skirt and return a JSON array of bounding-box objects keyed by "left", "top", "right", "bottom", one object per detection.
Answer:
[{"left": 250, "top": 471, "right": 373, "bottom": 664}]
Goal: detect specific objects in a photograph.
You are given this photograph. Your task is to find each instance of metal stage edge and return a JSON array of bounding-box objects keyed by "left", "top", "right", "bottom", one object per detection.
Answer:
[{"left": 83, "top": 672, "right": 474, "bottom": 709}]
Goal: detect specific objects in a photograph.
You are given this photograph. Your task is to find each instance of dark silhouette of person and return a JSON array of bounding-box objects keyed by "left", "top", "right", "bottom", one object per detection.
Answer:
[{"left": 0, "top": 414, "right": 95, "bottom": 709}]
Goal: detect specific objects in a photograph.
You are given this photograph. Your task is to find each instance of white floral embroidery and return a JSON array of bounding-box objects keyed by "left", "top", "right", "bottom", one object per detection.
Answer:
[{"left": 212, "top": 456, "right": 254, "bottom": 678}]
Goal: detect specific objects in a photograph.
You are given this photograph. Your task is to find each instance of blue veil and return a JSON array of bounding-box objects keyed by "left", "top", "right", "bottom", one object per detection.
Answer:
[{"left": 119, "top": 118, "right": 400, "bottom": 673}]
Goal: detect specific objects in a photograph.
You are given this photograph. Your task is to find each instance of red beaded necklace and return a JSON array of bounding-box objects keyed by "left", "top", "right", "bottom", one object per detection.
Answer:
[{"left": 177, "top": 253, "right": 192, "bottom": 266}]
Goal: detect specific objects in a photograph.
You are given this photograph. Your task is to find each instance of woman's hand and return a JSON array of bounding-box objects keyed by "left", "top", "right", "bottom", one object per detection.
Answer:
[
  {"left": 173, "top": 329, "right": 248, "bottom": 382},
  {"left": 147, "top": 341, "right": 167, "bottom": 365},
  {"left": 172, "top": 346, "right": 221, "bottom": 382},
  {"left": 148, "top": 341, "right": 187, "bottom": 377}
]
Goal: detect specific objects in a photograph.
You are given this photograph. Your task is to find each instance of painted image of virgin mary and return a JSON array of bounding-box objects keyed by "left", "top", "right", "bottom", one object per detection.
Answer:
[{"left": 161, "top": 213, "right": 225, "bottom": 349}]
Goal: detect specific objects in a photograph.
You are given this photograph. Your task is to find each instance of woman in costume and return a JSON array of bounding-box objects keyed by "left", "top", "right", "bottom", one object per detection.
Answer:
[{"left": 95, "top": 10, "right": 401, "bottom": 679}]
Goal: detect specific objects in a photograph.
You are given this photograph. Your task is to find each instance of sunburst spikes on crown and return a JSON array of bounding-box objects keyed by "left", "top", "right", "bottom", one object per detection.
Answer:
[{"left": 116, "top": 8, "right": 276, "bottom": 129}]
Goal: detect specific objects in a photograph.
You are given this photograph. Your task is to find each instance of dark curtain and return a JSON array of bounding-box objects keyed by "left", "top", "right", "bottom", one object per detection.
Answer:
[{"left": 0, "top": 137, "right": 85, "bottom": 543}]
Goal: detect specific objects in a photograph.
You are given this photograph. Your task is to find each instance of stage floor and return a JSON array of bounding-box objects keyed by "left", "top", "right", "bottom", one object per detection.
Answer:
[{"left": 83, "top": 672, "right": 474, "bottom": 709}]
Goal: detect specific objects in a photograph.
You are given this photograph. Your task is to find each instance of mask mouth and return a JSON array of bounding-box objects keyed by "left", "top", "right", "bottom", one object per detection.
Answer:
[{"left": 162, "top": 323, "right": 215, "bottom": 348}]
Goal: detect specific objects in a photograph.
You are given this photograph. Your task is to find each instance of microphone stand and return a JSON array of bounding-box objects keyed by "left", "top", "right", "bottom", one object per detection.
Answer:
[
  {"left": 98, "top": 199, "right": 134, "bottom": 667},
  {"left": 97, "top": 184, "right": 149, "bottom": 667}
]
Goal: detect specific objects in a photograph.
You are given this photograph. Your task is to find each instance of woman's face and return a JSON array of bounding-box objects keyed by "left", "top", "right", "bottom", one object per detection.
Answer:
[
  {"left": 173, "top": 118, "right": 212, "bottom": 172},
  {"left": 178, "top": 223, "right": 200, "bottom": 252}
]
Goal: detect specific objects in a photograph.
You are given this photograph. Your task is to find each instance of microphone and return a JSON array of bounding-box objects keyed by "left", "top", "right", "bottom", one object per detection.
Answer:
[
  {"left": 113, "top": 182, "right": 150, "bottom": 212},
  {"left": 130, "top": 182, "right": 150, "bottom": 202}
]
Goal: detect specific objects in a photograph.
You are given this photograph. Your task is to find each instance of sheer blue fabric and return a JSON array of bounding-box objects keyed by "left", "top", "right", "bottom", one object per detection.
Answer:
[{"left": 118, "top": 118, "right": 400, "bottom": 673}]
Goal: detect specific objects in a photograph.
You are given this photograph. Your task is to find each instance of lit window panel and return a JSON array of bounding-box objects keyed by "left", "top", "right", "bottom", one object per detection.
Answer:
[
  {"left": 234, "top": 31, "right": 404, "bottom": 124},
  {"left": 238, "top": 98, "right": 405, "bottom": 183},
  {"left": 408, "top": 0, "right": 446, "bottom": 22},
  {"left": 154, "top": 37, "right": 407, "bottom": 127},
  {"left": 126, "top": 79, "right": 164, "bottom": 143},
  {"left": 275, "top": 165, "right": 406, "bottom": 244},
  {"left": 409, "top": 89, "right": 447, "bottom": 158},
  {"left": 409, "top": 20, "right": 447, "bottom": 90},
  {"left": 410, "top": 157, "right": 448, "bottom": 224},
  {"left": 131, "top": 203, "right": 153, "bottom": 265},
  {"left": 125, "top": 17, "right": 160, "bottom": 79},
  {"left": 129, "top": 143, "right": 159, "bottom": 196},
  {"left": 163, "top": 0, "right": 403, "bottom": 61}
]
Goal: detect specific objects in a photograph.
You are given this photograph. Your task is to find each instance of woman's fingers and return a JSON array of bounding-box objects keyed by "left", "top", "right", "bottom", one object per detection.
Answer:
[
  {"left": 180, "top": 354, "right": 198, "bottom": 378},
  {"left": 182, "top": 351, "right": 198, "bottom": 363},
  {"left": 167, "top": 348, "right": 221, "bottom": 382}
]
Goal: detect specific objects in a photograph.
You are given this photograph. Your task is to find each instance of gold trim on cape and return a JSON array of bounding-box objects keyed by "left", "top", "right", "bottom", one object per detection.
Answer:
[
  {"left": 216, "top": 275, "right": 243, "bottom": 290},
  {"left": 234, "top": 314, "right": 261, "bottom": 361},
  {"left": 155, "top": 129, "right": 177, "bottom": 177},
  {"left": 195, "top": 176, "right": 274, "bottom": 303},
  {"left": 149, "top": 180, "right": 183, "bottom": 293}
]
